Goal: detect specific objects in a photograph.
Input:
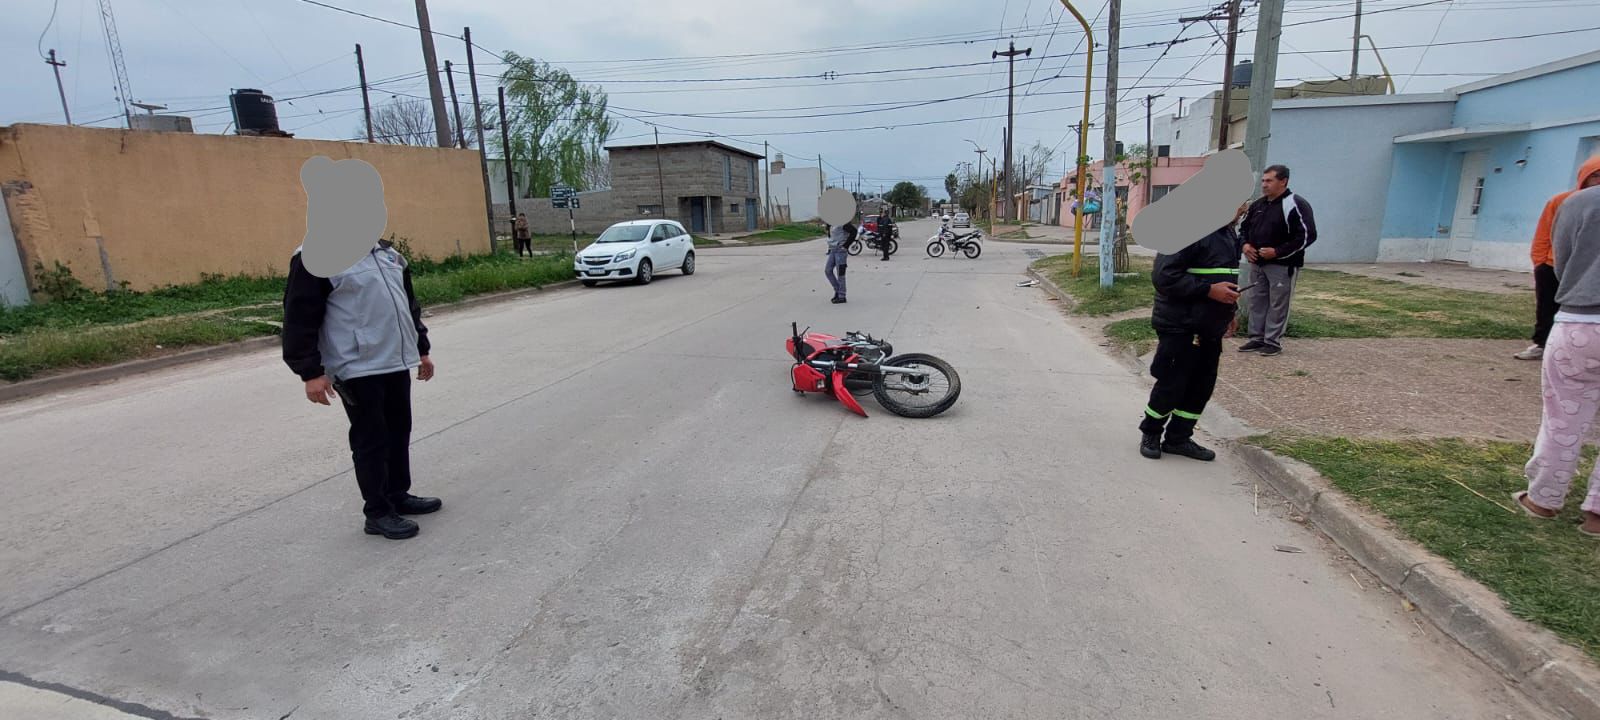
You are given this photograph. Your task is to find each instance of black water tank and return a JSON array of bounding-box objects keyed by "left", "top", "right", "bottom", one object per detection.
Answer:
[
  {"left": 230, "top": 89, "right": 280, "bottom": 133},
  {"left": 1231, "top": 60, "right": 1253, "bottom": 88}
]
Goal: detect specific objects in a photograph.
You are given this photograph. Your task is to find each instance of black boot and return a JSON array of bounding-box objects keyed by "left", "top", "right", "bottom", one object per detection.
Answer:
[
  {"left": 391, "top": 494, "right": 442, "bottom": 515},
  {"left": 1161, "top": 438, "right": 1216, "bottom": 461},
  {"left": 1140, "top": 433, "right": 1163, "bottom": 459},
  {"left": 364, "top": 513, "right": 420, "bottom": 539}
]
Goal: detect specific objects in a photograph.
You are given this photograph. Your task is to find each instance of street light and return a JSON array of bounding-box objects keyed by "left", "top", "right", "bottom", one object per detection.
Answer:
[{"left": 1059, "top": 0, "right": 1095, "bottom": 278}]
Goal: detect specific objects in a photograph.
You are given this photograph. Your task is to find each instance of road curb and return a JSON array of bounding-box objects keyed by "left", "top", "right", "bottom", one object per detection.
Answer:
[
  {"left": 1025, "top": 262, "right": 1600, "bottom": 717},
  {"left": 1235, "top": 443, "right": 1600, "bottom": 720},
  {"left": 0, "top": 280, "right": 581, "bottom": 406}
]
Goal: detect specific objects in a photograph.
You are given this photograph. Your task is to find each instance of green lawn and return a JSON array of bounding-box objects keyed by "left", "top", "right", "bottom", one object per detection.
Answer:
[
  {"left": 1032, "top": 254, "right": 1155, "bottom": 316},
  {"left": 736, "top": 222, "right": 826, "bottom": 244},
  {"left": 1, "top": 249, "right": 574, "bottom": 382},
  {"left": 1251, "top": 435, "right": 1600, "bottom": 663}
]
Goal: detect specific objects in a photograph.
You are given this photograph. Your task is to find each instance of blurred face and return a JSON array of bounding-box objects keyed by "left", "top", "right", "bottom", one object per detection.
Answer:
[{"left": 1261, "top": 170, "right": 1288, "bottom": 198}]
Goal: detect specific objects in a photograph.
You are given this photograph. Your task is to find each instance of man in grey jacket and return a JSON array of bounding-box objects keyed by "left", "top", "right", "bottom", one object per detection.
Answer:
[{"left": 283, "top": 240, "right": 441, "bottom": 540}]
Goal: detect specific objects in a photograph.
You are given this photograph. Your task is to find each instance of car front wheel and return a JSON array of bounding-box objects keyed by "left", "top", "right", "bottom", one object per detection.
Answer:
[{"left": 635, "top": 258, "right": 654, "bottom": 285}]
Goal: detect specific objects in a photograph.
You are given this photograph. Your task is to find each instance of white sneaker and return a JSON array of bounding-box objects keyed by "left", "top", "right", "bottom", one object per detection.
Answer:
[{"left": 1514, "top": 345, "right": 1544, "bottom": 360}]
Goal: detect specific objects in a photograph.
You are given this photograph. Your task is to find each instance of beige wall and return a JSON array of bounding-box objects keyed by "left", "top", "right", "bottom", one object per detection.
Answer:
[{"left": 0, "top": 123, "right": 490, "bottom": 294}]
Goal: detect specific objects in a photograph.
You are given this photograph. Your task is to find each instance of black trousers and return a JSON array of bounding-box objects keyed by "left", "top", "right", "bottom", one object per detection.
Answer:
[
  {"left": 515, "top": 236, "right": 532, "bottom": 256},
  {"left": 1534, "top": 263, "right": 1559, "bottom": 346},
  {"left": 1140, "top": 332, "right": 1222, "bottom": 443},
  {"left": 337, "top": 370, "right": 414, "bottom": 518}
]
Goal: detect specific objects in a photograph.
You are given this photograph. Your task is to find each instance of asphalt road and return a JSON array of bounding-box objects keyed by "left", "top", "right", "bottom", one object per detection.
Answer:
[{"left": 0, "top": 218, "right": 1550, "bottom": 719}]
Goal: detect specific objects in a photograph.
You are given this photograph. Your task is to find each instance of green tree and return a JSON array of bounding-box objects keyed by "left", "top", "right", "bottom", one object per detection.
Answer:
[
  {"left": 498, "top": 51, "right": 619, "bottom": 198},
  {"left": 885, "top": 181, "right": 926, "bottom": 214},
  {"left": 944, "top": 173, "right": 959, "bottom": 201}
]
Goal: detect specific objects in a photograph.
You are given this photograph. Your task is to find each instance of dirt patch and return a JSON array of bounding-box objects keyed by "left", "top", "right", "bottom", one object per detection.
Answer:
[{"left": 1209, "top": 338, "right": 1543, "bottom": 442}]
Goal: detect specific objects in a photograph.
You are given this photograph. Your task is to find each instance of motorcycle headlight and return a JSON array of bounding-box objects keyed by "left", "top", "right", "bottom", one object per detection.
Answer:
[{"left": 613, "top": 248, "right": 637, "bottom": 261}]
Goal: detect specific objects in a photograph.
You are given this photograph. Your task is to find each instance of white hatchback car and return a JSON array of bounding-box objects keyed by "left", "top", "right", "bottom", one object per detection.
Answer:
[{"left": 575, "top": 220, "right": 696, "bottom": 286}]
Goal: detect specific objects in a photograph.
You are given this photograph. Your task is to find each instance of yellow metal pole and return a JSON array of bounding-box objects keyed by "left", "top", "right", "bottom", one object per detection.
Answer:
[{"left": 1061, "top": 1, "right": 1094, "bottom": 277}]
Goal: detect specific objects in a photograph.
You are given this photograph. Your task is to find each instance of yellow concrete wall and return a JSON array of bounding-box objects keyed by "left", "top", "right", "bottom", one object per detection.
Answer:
[{"left": 0, "top": 123, "right": 490, "bottom": 293}]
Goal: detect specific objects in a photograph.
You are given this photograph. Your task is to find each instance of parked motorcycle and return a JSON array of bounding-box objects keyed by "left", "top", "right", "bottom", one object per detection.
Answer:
[
  {"left": 927, "top": 227, "right": 983, "bottom": 259},
  {"left": 848, "top": 229, "right": 899, "bottom": 257},
  {"left": 786, "top": 322, "right": 961, "bottom": 418}
]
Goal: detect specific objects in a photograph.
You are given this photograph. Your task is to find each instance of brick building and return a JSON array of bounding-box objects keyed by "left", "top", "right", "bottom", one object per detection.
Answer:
[{"left": 503, "top": 141, "right": 764, "bottom": 236}]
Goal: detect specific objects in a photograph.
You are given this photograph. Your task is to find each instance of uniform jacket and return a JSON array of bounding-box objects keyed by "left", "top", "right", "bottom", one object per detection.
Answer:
[{"left": 1151, "top": 223, "right": 1243, "bottom": 339}]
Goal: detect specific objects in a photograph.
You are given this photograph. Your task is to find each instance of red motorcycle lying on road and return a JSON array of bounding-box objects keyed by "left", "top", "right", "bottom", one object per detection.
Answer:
[{"left": 786, "top": 322, "right": 961, "bottom": 418}]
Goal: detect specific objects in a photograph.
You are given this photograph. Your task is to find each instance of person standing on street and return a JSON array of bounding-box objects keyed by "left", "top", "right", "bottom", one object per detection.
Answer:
[
  {"left": 1516, "top": 155, "right": 1600, "bottom": 361},
  {"left": 284, "top": 156, "right": 442, "bottom": 541},
  {"left": 514, "top": 212, "right": 532, "bottom": 258},
  {"left": 877, "top": 207, "right": 896, "bottom": 261},
  {"left": 1139, "top": 203, "right": 1248, "bottom": 462},
  {"left": 1239, "top": 165, "right": 1317, "bottom": 357},
  {"left": 825, "top": 214, "right": 856, "bottom": 304},
  {"left": 1516, "top": 184, "right": 1600, "bottom": 538}
]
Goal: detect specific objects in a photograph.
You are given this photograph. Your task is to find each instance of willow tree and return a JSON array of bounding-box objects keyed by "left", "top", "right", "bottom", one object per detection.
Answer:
[{"left": 497, "top": 52, "right": 619, "bottom": 198}]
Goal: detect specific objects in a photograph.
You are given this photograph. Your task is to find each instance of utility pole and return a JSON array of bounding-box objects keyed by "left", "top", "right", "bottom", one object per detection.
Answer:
[
  {"left": 463, "top": 28, "right": 493, "bottom": 252},
  {"left": 654, "top": 127, "right": 667, "bottom": 216},
  {"left": 1217, "top": 0, "right": 1241, "bottom": 151},
  {"left": 764, "top": 140, "right": 772, "bottom": 227},
  {"left": 1100, "top": 0, "right": 1121, "bottom": 289},
  {"left": 818, "top": 154, "right": 824, "bottom": 194},
  {"left": 412, "top": 0, "right": 452, "bottom": 147},
  {"left": 1244, "top": 0, "right": 1286, "bottom": 179},
  {"left": 1145, "top": 94, "right": 1165, "bottom": 206},
  {"left": 1351, "top": 0, "right": 1363, "bottom": 79},
  {"left": 994, "top": 41, "right": 1032, "bottom": 222},
  {"left": 498, "top": 86, "right": 515, "bottom": 221},
  {"left": 1001, "top": 127, "right": 1008, "bottom": 222},
  {"left": 445, "top": 60, "right": 466, "bottom": 148},
  {"left": 45, "top": 50, "right": 72, "bottom": 125},
  {"left": 355, "top": 44, "right": 373, "bottom": 142}
]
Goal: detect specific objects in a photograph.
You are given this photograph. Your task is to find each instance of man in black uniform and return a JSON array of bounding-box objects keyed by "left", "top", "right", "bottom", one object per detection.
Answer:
[
  {"left": 877, "top": 207, "right": 896, "bottom": 261},
  {"left": 1139, "top": 204, "right": 1247, "bottom": 461}
]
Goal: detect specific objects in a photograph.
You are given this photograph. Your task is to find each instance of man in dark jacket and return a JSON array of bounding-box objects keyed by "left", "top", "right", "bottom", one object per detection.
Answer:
[
  {"left": 1140, "top": 204, "right": 1247, "bottom": 461},
  {"left": 283, "top": 239, "right": 441, "bottom": 540},
  {"left": 877, "top": 208, "right": 896, "bottom": 261},
  {"left": 1239, "top": 164, "right": 1317, "bottom": 356}
]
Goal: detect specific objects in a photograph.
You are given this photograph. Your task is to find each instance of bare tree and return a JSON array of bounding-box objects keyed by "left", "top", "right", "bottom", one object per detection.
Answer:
[
  {"left": 581, "top": 155, "right": 611, "bottom": 191},
  {"left": 362, "top": 95, "right": 469, "bottom": 147}
]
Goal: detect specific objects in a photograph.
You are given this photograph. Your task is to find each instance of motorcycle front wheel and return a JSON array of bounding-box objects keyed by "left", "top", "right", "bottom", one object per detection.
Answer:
[
  {"left": 847, "top": 239, "right": 863, "bottom": 256},
  {"left": 874, "top": 353, "right": 961, "bottom": 418},
  {"left": 962, "top": 242, "right": 982, "bottom": 259},
  {"left": 926, "top": 240, "right": 946, "bottom": 257}
]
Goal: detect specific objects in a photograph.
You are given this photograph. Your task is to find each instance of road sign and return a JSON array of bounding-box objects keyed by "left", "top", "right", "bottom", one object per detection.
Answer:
[
  {"left": 551, "top": 185, "right": 576, "bottom": 199},
  {"left": 552, "top": 197, "right": 569, "bottom": 209}
]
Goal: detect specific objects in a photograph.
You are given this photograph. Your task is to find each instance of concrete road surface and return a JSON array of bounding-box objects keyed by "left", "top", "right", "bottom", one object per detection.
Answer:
[{"left": 0, "top": 218, "right": 1550, "bottom": 719}]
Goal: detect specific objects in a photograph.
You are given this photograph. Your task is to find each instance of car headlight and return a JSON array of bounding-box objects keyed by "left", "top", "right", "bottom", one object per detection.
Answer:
[{"left": 613, "top": 249, "right": 637, "bottom": 261}]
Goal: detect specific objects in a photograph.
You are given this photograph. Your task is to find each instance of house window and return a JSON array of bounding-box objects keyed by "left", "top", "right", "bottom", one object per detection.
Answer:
[
  {"left": 1470, "top": 178, "right": 1485, "bottom": 215},
  {"left": 750, "top": 159, "right": 758, "bottom": 189},
  {"left": 724, "top": 155, "right": 732, "bottom": 191},
  {"left": 1151, "top": 185, "right": 1178, "bottom": 202},
  {"left": 729, "top": 203, "right": 740, "bottom": 214}
]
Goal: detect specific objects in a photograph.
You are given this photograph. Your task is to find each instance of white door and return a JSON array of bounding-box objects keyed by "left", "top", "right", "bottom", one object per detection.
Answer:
[{"left": 1448, "top": 151, "right": 1488, "bottom": 262}]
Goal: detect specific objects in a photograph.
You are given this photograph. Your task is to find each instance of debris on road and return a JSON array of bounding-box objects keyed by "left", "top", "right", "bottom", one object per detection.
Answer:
[{"left": 1273, "top": 545, "right": 1305, "bottom": 554}]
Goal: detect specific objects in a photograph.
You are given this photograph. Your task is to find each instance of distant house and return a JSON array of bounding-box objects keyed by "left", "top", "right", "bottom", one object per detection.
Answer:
[{"left": 761, "top": 152, "right": 824, "bottom": 223}]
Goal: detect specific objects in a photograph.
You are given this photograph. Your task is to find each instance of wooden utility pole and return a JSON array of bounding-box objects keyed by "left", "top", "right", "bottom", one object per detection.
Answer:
[
  {"left": 412, "top": 0, "right": 452, "bottom": 147},
  {"left": 655, "top": 127, "right": 667, "bottom": 216},
  {"left": 1100, "top": 0, "right": 1121, "bottom": 289},
  {"left": 1244, "top": 0, "right": 1287, "bottom": 178},
  {"left": 463, "top": 29, "right": 494, "bottom": 251},
  {"left": 46, "top": 50, "right": 72, "bottom": 125},
  {"left": 994, "top": 41, "right": 1032, "bottom": 222},
  {"left": 1217, "top": 0, "right": 1241, "bottom": 151},
  {"left": 355, "top": 44, "right": 373, "bottom": 142},
  {"left": 445, "top": 60, "right": 466, "bottom": 148},
  {"left": 764, "top": 140, "right": 772, "bottom": 227},
  {"left": 499, "top": 86, "right": 516, "bottom": 220}
]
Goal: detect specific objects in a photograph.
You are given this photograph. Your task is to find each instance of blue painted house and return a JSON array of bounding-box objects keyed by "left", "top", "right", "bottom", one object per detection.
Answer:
[{"left": 1254, "top": 50, "right": 1600, "bottom": 269}]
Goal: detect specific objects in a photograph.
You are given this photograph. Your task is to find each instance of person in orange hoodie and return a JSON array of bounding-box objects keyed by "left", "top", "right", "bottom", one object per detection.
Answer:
[{"left": 1517, "top": 155, "right": 1600, "bottom": 361}]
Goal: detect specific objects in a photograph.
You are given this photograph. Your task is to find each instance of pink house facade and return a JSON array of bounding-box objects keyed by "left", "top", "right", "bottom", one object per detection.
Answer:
[{"left": 1055, "top": 156, "right": 1208, "bottom": 227}]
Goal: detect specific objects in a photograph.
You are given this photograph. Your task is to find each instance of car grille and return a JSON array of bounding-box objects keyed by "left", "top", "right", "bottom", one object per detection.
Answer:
[{"left": 583, "top": 256, "right": 612, "bottom": 266}]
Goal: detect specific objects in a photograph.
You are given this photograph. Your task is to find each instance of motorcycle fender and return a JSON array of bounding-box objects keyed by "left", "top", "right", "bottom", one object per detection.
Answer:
[{"left": 832, "top": 370, "right": 868, "bottom": 417}]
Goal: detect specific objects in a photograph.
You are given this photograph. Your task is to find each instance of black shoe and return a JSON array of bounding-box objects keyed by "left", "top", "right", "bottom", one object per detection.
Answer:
[
  {"left": 364, "top": 514, "right": 420, "bottom": 539},
  {"left": 1140, "top": 433, "right": 1163, "bottom": 459},
  {"left": 1161, "top": 439, "right": 1217, "bottom": 462},
  {"left": 1238, "top": 340, "right": 1266, "bottom": 352},
  {"left": 1258, "top": 344, "right": 1282, "bottom": 357},
  {"left": 831, "top": 296, "right": 846, "bottom": 304},
  {"left": 392, "top": 494, "right": 442, "bottom": 515}
]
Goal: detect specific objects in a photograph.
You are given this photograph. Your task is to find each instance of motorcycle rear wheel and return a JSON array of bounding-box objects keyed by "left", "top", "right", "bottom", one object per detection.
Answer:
[
  {"left": 885, "top": 239, "right": 899, "bottom": 256},
  {"left": 874, "top": 353, "right": 961, "bottom": 418},
  {"left": 926, "top": 240, "right": 946, "bottom": 258},
  {"left": 962, "top": 242, "right": 982, "bottom": 259}
]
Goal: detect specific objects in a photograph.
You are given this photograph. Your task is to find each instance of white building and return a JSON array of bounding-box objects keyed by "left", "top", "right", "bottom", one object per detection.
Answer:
[
  {"left": 759, "top": 153, "right": 824, "bottom": 223},
  {"left": 1150, "top": 101, "right": 1216, "bottom": 159}
]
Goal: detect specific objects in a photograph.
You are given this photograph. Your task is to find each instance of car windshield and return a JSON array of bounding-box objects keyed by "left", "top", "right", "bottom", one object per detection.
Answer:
[{"left": 596, "top": 225, "right": 652, "bottom": 243}]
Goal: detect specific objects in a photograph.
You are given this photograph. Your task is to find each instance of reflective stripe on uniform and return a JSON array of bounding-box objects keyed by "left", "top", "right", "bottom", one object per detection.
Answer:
[
  {"left": 1186, "top": 268, "right": 1239, "bottom": 275},
  {"left": 1172, "top": 409, "right": 1202, "bottom": 420},
  {"left": 1144, "top": 406, "right": 1170, "bottom": 419}
]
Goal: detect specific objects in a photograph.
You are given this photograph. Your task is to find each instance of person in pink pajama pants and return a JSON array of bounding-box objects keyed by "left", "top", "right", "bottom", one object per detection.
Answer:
[{"left": 1519, "top": 182, "right": 1600, "bottom": 537}]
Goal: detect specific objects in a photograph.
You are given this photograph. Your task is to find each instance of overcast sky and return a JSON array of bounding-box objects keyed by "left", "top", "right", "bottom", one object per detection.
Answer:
[{"left": 6, "top": 0, "right": 1597, "bottom": 197}]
